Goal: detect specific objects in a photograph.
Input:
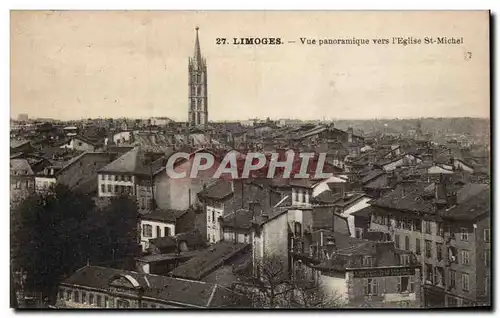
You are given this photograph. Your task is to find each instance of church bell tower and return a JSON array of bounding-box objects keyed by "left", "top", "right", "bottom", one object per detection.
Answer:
[{"left": 188, "top": 27, "right": 208, "bottom": 127}]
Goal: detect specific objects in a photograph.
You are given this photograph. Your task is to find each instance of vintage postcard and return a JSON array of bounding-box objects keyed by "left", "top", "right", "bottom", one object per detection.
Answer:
[{"left": 10, "top": 11, "right": 490, "bottom": 309}]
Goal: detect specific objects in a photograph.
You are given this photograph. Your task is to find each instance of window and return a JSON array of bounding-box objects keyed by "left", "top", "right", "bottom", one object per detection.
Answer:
[
  {"left": 156, "top": 226, "right": 161, "bottom": 238},
  {"left": 460, "top": 250, "right": 470, "bottom": 265},
  {"left": 447, "top": 295, "right": 458, "bottom": 307},
  {"left": 425, "top": 263, "right": 433, "bottom": 284},
  {"left": 143, "top": 224, "right": 152, "bottom": 237},
  {"left": 107, "top": 184, "right": 112, "bottom": 192},
  {"left": 449, "top": 270, "right": 456, "bottom": 288},
  {"left": 394, "top": 234, "right": 400, "bottom": 249},
  {"left": 404, "top": 236, "right": 410, "bottom": 250},
  {"left": 434, "top": 267, "right": 444, "bottom": 286},
  {"left": 415, "top": 238, "right": 421, "bottom": 255},
  {"left": 400, "top": 254, "right": 410, "bottom": 265},
  {"left": 66, "top": 290, "right": 71, "bottom": 301},
  {"left": 364, "top": 278, "right": 379, "bottom": 295},
  {"left": 462, "top": 273, "right": 470, "bottom": 291},
  {"left": 151, "top": 304, "right": 157, "bottom": 308},
  {"left": 425, "top": 220, "right": 432, "bottom": 234},
  {"left": 425, "top": 240, "right": 432, "bottom": 258},
  {"left": 484, "top": 250, "right": 490, "bottom": 267},
  {"left": 96, "top": 295, "right": 102, "bottom": 307},
  {"left": 108, "top": 175, "right": 113, "bottom": 181},
  {"left": 398, "top": 276, "right": 414, "bottom": 293},
  {"left": 436, "top": 243, "right": 443, "bottom": 261},
  {"left": 59, "top": 288, "right": 64, "bottom": 300},
  {"left": 484, "top": 229, "right": 490, "bottom": 242},
  {"left": 82, "top": 291, "right": 87, "bottom": 304},
  {"left": 114, "top": 185, "right": 118, "bottom": 193},
  {"left": 207, "top": 211, "right": 211, "bottom": 223},
  {"left": 437, "top": 222, "right": 444, "bottom": 237},
  {"left": 460, "top": 228, "right": 469, "bottom": 241},
  {"left": 362, "top": 256, "right": 374, "bottom": 266},
  {"left": 165, "top": 227, "right": 171, "bottom": 237},
  {"left": 101, "top": 184, "right": 105, "bottom": 193},
  {"left": 117, "top": 299, "right": 130, "bottom": 308},
  {"left": 355, "top": 228, "right": 363, "bottom": 239},
  {"left": 413, "top": 219, "right": 422, "bottom": 232},
  {"left": 101, "top": 174, "right": 105, "bottom": 180},
  {"left": 73, "top": 290, "right": 80, "bottom": 303},
  {"left": 212, "top": 210, "right": 215, "bottom": 223},
  {"left": 104, "top": 296, "right": 109, "bottom": 308}
]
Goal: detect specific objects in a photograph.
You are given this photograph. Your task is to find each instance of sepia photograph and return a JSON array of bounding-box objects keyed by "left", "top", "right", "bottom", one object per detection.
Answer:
[{"left": 9, "top": 10, "right": 491, "bottom": 309}]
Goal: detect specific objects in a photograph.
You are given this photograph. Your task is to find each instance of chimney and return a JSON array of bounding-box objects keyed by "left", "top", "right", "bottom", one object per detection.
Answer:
[
  {"left": 325, "top": 236, "right": 336, "bottom": 257},
  {"left": 347, "top": 127, "right": 353, "bottom": 143}
]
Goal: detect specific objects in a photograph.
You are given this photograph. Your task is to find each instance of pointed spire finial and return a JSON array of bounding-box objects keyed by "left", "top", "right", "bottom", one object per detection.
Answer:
[{"left": 193, "top": 26, "right": 202, "bottom": 66}]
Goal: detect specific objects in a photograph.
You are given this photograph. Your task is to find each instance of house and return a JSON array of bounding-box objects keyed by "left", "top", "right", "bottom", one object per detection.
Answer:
[
  {"left": 139, "top": 209, "right": 188, "bottom": 252},
  {"left": 56, "top": 265, "right": 250, "bottom": 308},
  {"left": 10, "top": 158, "right": 35, "bottom": 205},
  {"left": 57, "top": 151, "right": 117, "bottom": 195},
  {"left": 59, "top": 135, "right": 100, "bottom": 152},
  {"left": 198, "top": 179, "right": 281, "bottom": 244},
  {"left": 97, "top": 147, "right": 164, "bottom": 212}
]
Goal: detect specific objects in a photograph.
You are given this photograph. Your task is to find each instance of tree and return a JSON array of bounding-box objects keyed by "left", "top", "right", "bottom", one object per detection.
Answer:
[
  {"left": 84, "top": 195, "right": 140, "bottom": 262},
  {"left": 232, "top": 255, "right": 343, "bottom": 308},
  {"left": 11, "top": 187, "right": 140, "bottom": 302},
  {"left": 11, "top": 185, "right": 95, "bottom": 297},
  {"left": 232, "top": 254, "right": 291, "bottom": 308}
]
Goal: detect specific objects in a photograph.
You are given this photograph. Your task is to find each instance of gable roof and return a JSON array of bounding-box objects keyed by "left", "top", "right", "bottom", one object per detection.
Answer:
[
  {"left": 198, "top": 179, "right": 233, "bottom": 201},
  {"left": 140, "top": 209, "right": 188, "bottom": 223},
  {"left": 98, "top": 147, "right": 153, "bottom": 176}
]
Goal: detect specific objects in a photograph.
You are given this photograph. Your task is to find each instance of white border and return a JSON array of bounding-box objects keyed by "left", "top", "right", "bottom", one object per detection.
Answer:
[{"left": 3, "top": 1, "right": 498, "bottom": 318}]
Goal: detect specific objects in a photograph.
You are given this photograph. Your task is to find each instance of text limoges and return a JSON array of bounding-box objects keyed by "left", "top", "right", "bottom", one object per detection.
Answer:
[{"left": 216, "top": 37, "right": 282, "bottom": 45}]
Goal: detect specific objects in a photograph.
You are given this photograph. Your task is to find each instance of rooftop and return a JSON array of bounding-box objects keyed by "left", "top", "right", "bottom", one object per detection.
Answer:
[{"left": 60, "top": 265, "right": 248, "bottom": 308}]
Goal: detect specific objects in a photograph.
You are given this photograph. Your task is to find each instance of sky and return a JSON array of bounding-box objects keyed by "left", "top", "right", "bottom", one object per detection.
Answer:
[{"left": 10, "top": 11, "right": 490, "bottom": 121}]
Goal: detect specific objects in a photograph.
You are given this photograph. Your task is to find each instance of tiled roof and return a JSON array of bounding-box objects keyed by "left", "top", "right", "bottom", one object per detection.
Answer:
[
  {"left": 141, "top": 209, "right": 188, "bottom": 223},
  {"left": 149, "top": 229, "right": 206, "bottom": 249},
  {"left": 361, "top": 169, "right": 385, "bottom": 185},
  {"left": 98, "top": 147, "right": 154, "bottom": 176},
  {"left": 170, "top": 242, "right": 250, "bottom": 281},
  {"left": 60, "top": 265, "right": 247, "bottom": 308},
  {"left": 198, "top": 179, "right": 233, "bottom": 201},
  {"left": 221, "top": 209, "right": 254, "bottom": 230},
  {"left": 439, "top": 188, "right": 490, "bottom": 220},
  {"left": 370, "top": 183, "right": 436, "bottom": 214},
  {"left": 10, "top": 158, "right": 34, "bottom": 175}
]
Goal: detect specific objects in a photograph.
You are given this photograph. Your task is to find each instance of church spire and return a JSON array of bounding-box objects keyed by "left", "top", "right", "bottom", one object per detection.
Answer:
[{"left": 193, "top": 26, "right": 202, "bottom": 66}]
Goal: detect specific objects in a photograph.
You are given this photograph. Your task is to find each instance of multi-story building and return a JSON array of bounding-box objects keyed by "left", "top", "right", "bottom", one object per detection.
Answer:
[
  {"left": 356, "top": 179, "right": 490, "bottom": 307},
  {"left": 290, "top": 231, "right": 421, "bottom": 308},
  {"left": 56, "top": 265, "right": 249, "bottom": 308}
]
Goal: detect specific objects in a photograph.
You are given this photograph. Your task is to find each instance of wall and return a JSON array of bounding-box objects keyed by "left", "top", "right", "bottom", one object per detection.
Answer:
[
  {"left": 98, "top": 173, "right": 135, "bottom": 197},
  {"left": 58, "top": 152, "right": 113, "bottom": 190},
  {"left": 140, "top": 219, "right": 176, "bottom": 251},
  {"left": 342, "top": 197, "right": 371, "bottom": 238},
  {"left": 35, "top": 176, "right": 57, "bottom": 193},
  {"left": 319, "top": 271, "right": 348, "bottom": 303}
]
